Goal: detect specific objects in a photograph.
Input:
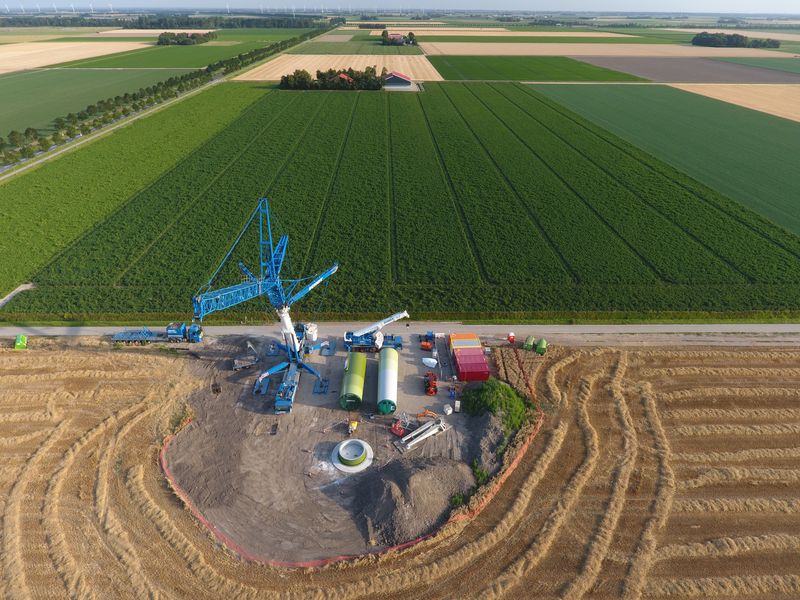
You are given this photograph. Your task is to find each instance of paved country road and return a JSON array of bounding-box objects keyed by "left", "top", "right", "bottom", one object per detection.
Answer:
[{"left": 3, "top": 323, "right": 800, "bottom": 346}]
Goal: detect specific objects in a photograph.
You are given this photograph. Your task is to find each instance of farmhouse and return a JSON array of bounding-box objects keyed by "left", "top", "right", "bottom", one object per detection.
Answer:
[{"left": 385, "top": 70, "right": 413, "bottom": 87}]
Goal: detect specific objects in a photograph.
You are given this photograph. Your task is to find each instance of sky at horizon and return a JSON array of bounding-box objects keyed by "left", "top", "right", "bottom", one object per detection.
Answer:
[{"left": 11, "top": 2, "right": 800, "bottom": 16}]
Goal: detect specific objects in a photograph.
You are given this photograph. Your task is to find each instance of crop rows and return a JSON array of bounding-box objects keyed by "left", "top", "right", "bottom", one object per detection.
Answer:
[{"left": 6, "top": 82, "right": 800, "bottom": 319}]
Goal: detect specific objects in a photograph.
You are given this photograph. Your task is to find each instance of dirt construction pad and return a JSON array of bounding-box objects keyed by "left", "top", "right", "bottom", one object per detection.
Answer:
[
  {"left": 419, "top": 42, "right": 795, "bottom": 57},
  {"left": 236, "top": 53, "right": 443, "bottom": 81},
  {"left": 575, "top": 56, "right": 800, "bottom": 82},
  {"left": 670, "top": 83, "right": 800, "bottom": 122},
  {"left": 0, "top": 41, "right": 150, "bottom": 74},
  {"left": 2, "top": 336, "right": 800, "bottom": 598}
]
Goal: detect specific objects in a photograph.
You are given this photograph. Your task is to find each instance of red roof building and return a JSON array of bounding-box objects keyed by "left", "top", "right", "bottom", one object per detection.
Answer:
[{"left": 385, "top": 71, "right": 412, "bottom": 86}]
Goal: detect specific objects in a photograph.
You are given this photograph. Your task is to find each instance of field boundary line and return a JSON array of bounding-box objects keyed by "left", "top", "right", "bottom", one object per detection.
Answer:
[
  {"left": 113, "top": 92, "right": 302, "bottom": 285},
  {"left": 484, "top": 82, "right": 666, "bottom": 283},
  {"left": 523, "top": 83, "right": 800, "bottom": 259},
  {"left": 438, "top": 82, "right": 577, "bottom": 284},
  {"left": 623, "top": 382, "right": 676, "bottom": 599},
  {"left": 508, "top": 84, "right": 753, "bottom": 284},
  {"left": 416, "top": 91, "right": 491, "bottom": 284},
  {"left": 302, "top": 93, "right": 360, "bottom": 274}
]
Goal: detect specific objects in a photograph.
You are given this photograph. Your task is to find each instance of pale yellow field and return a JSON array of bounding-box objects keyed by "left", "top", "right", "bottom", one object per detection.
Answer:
[
  {"left": 340, "top": 25, "right": 497, "bottom": 31},
  {"left": 670, "top": 84, "right": 800, "bottom": 123},
  {"left": 664, "top": 27, "right": 800, "bottom": 42},
  {"left": 369, "top": 29, "right": 635, "bottom": 37},
  {"left": 0, "top": 41, "right": 149, "bottom": 74},
  {"left": 419, "top": 41, "right": 794, "bottom": 57},
  {"left": 235, "top": 53, "right": 443, "bottom": 81},
  {"left": 344, "top": 20, "right": 446, "bottom": 25},
  {"left": 95, "top": 28, "right": 215, "bottom": 36}
]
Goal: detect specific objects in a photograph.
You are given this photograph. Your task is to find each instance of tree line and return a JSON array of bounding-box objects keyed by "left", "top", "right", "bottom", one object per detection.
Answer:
[
  {"left": 0, "top": 27, "right": 330, "bottom": 167},
  {"left": 157, "top": 31, "right": 218, "bottom": 46},
  {"left": 280, "top": 67, "right": 386, "bottom": 90},
  {"left": 692, "top": 31, "right": 780, "bottom": 48}
]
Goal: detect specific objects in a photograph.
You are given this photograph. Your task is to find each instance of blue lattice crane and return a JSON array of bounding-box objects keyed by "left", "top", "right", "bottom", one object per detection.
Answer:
[{"left": 192, "top": 198, "right": 338, "bottom": 413}]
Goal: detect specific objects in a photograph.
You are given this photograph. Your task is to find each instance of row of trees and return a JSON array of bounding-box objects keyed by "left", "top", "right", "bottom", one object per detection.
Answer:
[
  {"left": 280, "top": 67, "right": 386, "bottom": 90},
  {"left": 157, "top": 31, "right": 218, "bottom": 46},
  {"left": 380, "top": 30, "right": 416, "bottom": 45},
  {"left": 692, "top": 31, "right": 781, "bottom": 48},
  {"left": 1, "top": 26, "right": 331, "bottom": 168},
  {"left": 1, "top": 72, "right": 213, "bottom": 166}
]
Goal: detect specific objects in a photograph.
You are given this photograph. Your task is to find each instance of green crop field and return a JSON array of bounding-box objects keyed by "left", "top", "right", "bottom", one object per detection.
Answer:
[
  {"left": 57, "top": 28, "right": 313, "bottom": 69},
  {"left": 5, "top": 81, "right": 800, "bottom": 321},
  {"left": 534, "top": 84, "right": 800, "bottom": 237},
  {"left": 427, "top": 56, "right": 645, "bottom": 81},
  {"left": 717, "top": 57, "right": 800, "bottom": 74},
  {"left": 0, "top": 67, "right": 195, "bottom": 134},
  {"left": 0, "top": 83, "right": 264, "bottom": 300},
  {"left": 286, "top": 41, "right": 423, "bottom": 54}
]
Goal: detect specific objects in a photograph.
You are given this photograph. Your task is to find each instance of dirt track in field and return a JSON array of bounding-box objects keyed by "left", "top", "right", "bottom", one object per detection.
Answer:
[
  {"left": 0, "top": 41, "right": 150, "bottom": 73},
  {"left": 2, "top": 339, "right": 799, "bottom": 598},
  {"left": 420, "top": 42, "right": 793, "bottom": 57},
  {"left": 670, "top": 83, "right": 800, "bottom": 122},
  {"left": 235, "top": 53, "right": 444, "bottom": 81}
]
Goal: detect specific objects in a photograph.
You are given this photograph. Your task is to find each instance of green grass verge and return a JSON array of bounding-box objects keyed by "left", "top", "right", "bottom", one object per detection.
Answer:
[
  {"left": 533, "top": 84, "right": 800, "bottom": 236},
  {"left": 427, "top": 56, "right": 645, "bottom": 81},
  {"left": 716, "top": 57, "right": 800, "bottom": 73},
  {"left": 0, "top": 82, "right": 266, "bottom": 298},
  {"left": 286, "top": 41, "right": 423, "bottom": 54},
  {"left": 0, "top": 67, "right": 195, "bottom": 134}
]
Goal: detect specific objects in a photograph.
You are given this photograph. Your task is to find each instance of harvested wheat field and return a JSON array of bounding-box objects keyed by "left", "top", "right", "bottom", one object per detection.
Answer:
[
  {"left": 670, "top": 83, "right": 800, "bottom": 122},
  {"left": 2, "top": 337, "right": 799, "bottom": 599},
  {"left": 0, "top": 41, "right": 149, "bottom": 74},
  {"left": 663, "top": 27, "right": 800, "bottom": 42},
  {"left": 420, "top": 42, "right": 793, "bottom": 57},
  {"left": 235, "top": 53, "right": 444, "bottom": 81}
]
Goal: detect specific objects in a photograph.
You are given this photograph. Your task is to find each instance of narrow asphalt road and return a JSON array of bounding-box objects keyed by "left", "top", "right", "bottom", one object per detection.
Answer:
[{"left": 3, "top": 322, "right": 800, "bottom": 346}]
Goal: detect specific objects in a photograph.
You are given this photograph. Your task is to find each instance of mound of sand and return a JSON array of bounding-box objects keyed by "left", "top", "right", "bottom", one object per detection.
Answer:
[{"left": 358, "top": 456, "right": 475, "bottom": 546}]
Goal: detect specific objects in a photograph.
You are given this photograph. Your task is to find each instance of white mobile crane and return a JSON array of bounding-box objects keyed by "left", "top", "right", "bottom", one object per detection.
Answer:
[{"left": 343, "top": 310, "right": 409, "bottom": 352}]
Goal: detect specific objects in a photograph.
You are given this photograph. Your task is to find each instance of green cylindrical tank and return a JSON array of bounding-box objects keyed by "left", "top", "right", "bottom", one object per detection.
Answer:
[
  {"left": 377, "top": 347, "right": 399, "bottom": 415},
  {"left": 535, "top": 338, "right": 548, "bottom": 356},
  {"left": 523, "top": 335, "right": 535, "bottom": 351},
  {"left": 339, "top": 352, "right": 367, "bottom": 411}
]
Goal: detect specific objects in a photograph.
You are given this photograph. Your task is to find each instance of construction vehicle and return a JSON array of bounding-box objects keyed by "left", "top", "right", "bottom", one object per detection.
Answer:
[
  {"left": 343, "top": 310, "right": 409, "bottom": 352},
  {"left": 396, "top": 417, "right": 450, "bottom": 453},
  {"left": 192, "top": 198, "right": 337, "bottom": 414},
  {"left": 112, "top": 322, "right": 203, "bottom": 345},
  {"left": 390, "top": 412, "right": 414, "bottom": 437},
  {"left": 233, "top": 341, "right": 260, "bottom": 371},
  {"left": 416, "top": 408, "right": 439, "bottom": 420},
  {"left": 419, "top": 330, "right": 434, "bottom": 351},
  {"left": 424, "top": 371, "right": 438, "bottom": 396}
]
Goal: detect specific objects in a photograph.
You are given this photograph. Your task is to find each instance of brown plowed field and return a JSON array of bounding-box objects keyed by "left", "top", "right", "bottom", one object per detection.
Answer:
[{"left": 1, "top": 338, "right": 799, "bottom": 598}]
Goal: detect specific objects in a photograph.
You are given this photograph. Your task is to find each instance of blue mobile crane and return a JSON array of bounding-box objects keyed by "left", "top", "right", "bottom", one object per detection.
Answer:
[{"left": 192, "top": 198, "right": 337, "bottom": 414}]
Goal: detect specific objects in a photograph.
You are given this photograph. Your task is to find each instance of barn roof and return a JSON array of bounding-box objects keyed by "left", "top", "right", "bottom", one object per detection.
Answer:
[{"left": 386, "top": 71, "right": 411, "bottom": 82}]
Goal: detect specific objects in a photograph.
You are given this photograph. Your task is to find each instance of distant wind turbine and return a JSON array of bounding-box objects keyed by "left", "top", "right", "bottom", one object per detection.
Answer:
[
  {"left": 4, "top": 3, "right": 9, "bottom": 12},
  {"left": 19, "top": 3, "right": 25, "bottom": 14},
  {"left": 89, "top": 2, "right": 93, "bottom": 13},
  {"left": 108, "top": 2, "right": 112, "bottom": 12}
]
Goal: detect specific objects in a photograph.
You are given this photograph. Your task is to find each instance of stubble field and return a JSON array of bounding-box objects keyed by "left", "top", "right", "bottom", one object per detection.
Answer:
[
  {"left": 2, "top": 340, "right": 798, "bottom": 598},
  {"left": 0, "top": 41, "right": 149, "bottom": 73}
]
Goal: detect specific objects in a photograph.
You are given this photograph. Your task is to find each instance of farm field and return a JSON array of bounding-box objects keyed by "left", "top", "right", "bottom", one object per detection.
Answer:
[
  {"left": 669, "top": 83, "right": 800, "bottom": 122},
  {"left": 56, "top": 28, "right": 314, "bottom": 69},
  {"left": 367, "top": 30, "right": 636, "bottom": 37},
  {"left": 286, "top": 41, "right": 423, "bottom": 54},
  {"left": 5, "top": 82, "right": 800, "bottom": 321},
  {"left": 2, "top": 340, "right": 799, "bottom": 598},
  {"left": 0, "top": 41, "right": 149, "bottom": 73},
  {"left": 574, "top": 56, "right": 800, "bottom": 83},
  {"left": 414, "top": 35, "right": 692, "bottom": 44},
  {"left": 427, "top": 56, "right": 645, "bottom": 81},
  {"left": 663, "top": 26, "right": 800, "bottom": 42},
  {"left": 534, "top": 84, "right": 800, "bottom": 236},
  {"left": 234, "top": 54, "right": 443, "bottom": 80},
  {"left": 419, "top": 42, "right": 792, "bottom": 56},
  {"left": 0, "top": 67, "right": 195, "bottom": 134},
  {"left": 718, "top": 57, "right": 800, "bottom": 75},
  {"left": 0, "top": 26, "right": 115, "bottom": 43},
  {"left": 0, "top": 83, "right": 265, "bottom": 300}
]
